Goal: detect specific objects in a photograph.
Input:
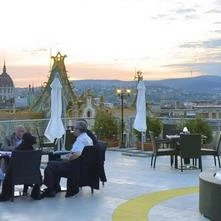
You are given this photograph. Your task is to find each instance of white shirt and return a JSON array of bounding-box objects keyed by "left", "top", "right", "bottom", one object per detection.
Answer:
[{"left": 71, "top": 132, "right": 93, "bottom": 153}]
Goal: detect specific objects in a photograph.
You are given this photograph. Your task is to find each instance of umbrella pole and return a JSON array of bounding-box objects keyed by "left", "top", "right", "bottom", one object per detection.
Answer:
[{"left": 141, "top": 132, "right": 144, "bottom": 152}]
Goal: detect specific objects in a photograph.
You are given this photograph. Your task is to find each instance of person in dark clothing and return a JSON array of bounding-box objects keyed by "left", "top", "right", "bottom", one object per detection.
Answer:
[
  {"left": 86, "top": 129, "right": 98, "bottom": 147},
  {"left": 0, "top": 133, "right": 40, "bottom": 201}
]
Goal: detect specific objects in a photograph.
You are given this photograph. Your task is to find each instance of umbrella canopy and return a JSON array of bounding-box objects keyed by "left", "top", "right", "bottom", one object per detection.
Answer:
[
  {"left": 133, "top": 81, "right": 147, "bottom": 132},
  {"left": 44, "top": 76, "right": 65, "bottom": 142}
]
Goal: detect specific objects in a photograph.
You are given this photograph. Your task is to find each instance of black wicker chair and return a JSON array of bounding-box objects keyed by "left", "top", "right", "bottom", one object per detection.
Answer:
[
  {"left": 10, "top": 150, "right": 42, "bottom": 201},
  {"left": 178, "top": 134, "right": 202, "bottom": 172},
  {"left": 97, "top": 140, "right": 107, "bottom": 185},
  {"left": 36, "top": 128, "right": 56, "bottom": 153},
  {"left": 149, "top": 131, "right": 176, "bottom": 168},
  {"left": 66, "top": 146, "right": 100, "bottom": 195},
  {"left": 201, "top": 132, "right": 221, "bottom": 168}
]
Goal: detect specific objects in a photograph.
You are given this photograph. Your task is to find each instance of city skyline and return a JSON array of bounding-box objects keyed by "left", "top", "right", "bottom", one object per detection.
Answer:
[{"left": 0, "top": 0, "right": 221, "bottom": 87}]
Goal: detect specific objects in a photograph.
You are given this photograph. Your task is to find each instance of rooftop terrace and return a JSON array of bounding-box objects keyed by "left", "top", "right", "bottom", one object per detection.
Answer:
[{"left": 0, "top": 150, "right": 213, "bottom": 221}]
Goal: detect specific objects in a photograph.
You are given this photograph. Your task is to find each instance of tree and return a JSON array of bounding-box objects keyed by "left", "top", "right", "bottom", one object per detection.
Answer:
[
  {"left": 134, "top": 116, "right": 162, "bottom": 141},
  {"left": 184, "top": 117, "right": 212, "bottom": 144},
  {"left": 93, "top": 109, "right": 119, "bottom": 140}
]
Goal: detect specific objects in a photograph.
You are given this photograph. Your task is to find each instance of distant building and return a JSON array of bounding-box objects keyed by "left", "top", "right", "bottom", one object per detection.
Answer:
[
  {"left": 31, "top": 52, "right": 77, "bottom": 118},
  {"left": 0, "top": 61, "right": 15, "bottom": 109},
  {"left": 27, "top": 84, "right": 35, "bottom": 107},
  {"left": 15, "top": 96, "right": 28, "bottom": 109}
]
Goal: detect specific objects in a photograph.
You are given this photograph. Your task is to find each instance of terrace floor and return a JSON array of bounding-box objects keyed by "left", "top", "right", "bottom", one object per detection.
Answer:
[{"left": 0, "top": 149, "right": 215, "bottom": 221}]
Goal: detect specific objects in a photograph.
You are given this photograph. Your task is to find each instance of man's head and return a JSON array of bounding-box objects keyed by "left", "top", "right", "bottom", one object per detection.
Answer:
[
  {"left": 22, "top": 133, "right": 36, "bottom": 146},
  {"left": 78, "top": 119, "right": 88, "bottom": 127},
  {"left": 73, "top": 121, "right": 87, "bottom": 137},
  {"left": 15, "top": 125, "right": 26, "bottom": 139}
]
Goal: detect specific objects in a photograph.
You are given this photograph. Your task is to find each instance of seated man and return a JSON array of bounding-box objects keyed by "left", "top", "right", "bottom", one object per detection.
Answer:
[
  {"left": 42, "top": 120, "right": 93, "bottom": 198},
  {"left": 1, "top": 125, "right": 26, "bottom": 151},
  {"left": 78, "top": 119, "right": 98, "bottom": 147},
  {"left": 0, "top": 125, "right": 26, "bottom": 173}
]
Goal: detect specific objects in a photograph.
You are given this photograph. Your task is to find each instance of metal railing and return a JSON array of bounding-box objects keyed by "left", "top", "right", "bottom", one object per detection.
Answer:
[
  {"left": 0, "top": 117, "right": 94, "bottom": 145},
  {"left": 0, "top": 116, "right": 220, "bottom": 148}
]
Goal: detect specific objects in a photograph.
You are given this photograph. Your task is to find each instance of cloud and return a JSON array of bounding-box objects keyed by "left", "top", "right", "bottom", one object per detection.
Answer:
[
  {"left": 151, "top": 14, "right": 170, "bottom": 20},
  {"left": 175, "top": 7, "right": 199, "bottom": 20},
  {"left": 179, "top": 38, "right": 221, "bottom": 48},
  {"left": 164, "top": 62, "right": 221, "bottom": 76},
  {"left": 205, "top": 51, "right": 221, "bottom": 60},
  {"left": 212, "top": 30, "right": 221, "bottom": 33},
  {"left": 184, "top": 14, "right": 199, "bottom": 20},
  {"left": 176, "top": 8, "right": 196, "bottom": 14},
  {"left": 179, "top": 42, "right": 203, "bottom": 48},
  {"left": 7, "top": 62, "right": 134, "bottom": 87},
  {"left": 203, "top": 39, "right": 221, "bottom": 48},
  {"left": 113, "top": 56, "right": 149, "bottom": 62},
  {"left": 152, "top": 7, "right": 198, "bottom": 21},
  {"left": 22, "top": 48, "right": 49, "bottom": 55},
  {"left": 205, "top": 9, "right": 221, "bottom": 14}
]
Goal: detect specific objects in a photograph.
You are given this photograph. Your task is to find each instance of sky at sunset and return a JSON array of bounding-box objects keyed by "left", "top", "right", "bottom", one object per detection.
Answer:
[{"left": 0, "top": 0, "right": 221, "bottom": 87}]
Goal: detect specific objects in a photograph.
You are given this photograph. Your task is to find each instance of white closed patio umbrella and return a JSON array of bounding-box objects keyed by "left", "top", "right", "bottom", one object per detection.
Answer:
[
  {"left": 44, "top": 75, "right": 65, "bottom": 146},
  {"left": 133, "top": 80, "right": 147, "bottom": 151}
]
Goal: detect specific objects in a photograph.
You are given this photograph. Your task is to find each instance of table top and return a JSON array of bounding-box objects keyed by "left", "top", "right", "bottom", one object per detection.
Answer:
[
  {"left": 0, "top": 151, "right": 12, "bottom": 157},
  {"left": 166, "top": 135, "right": 180, "bottom": 139},
  {"left": 166, "top": 134, "right": 207, "bottom": 140}
]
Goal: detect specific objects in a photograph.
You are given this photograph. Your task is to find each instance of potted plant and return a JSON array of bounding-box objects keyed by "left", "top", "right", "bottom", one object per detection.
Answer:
[
  {"left": 93, "top": 109, "right": 120, "bottom": 147},
  {"left": 183, "top": 117, "right": 212, "bottom": 144},
  {"left": 134, "top": 116, "right": 162, "bottom": 151}
]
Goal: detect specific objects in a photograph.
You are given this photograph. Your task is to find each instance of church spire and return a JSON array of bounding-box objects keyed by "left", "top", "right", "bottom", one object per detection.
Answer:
[{"left": 3, "top": 60, "right": 6, "bottom": 73}]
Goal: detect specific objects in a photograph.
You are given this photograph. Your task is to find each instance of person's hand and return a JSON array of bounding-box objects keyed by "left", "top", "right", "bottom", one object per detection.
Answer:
[{"left": 61, "top": 153, "right": 71, "bottom": 160}]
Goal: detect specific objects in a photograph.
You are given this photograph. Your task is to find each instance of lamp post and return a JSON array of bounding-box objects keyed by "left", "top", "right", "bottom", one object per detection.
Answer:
[{"left": 116, "top": 88, "right": 131, "bottom": 148}]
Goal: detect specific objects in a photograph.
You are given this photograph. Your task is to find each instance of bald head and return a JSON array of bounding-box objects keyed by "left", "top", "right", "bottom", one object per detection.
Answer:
[{"left": 15, "top": 125, "right": 26, "bottom": 139}]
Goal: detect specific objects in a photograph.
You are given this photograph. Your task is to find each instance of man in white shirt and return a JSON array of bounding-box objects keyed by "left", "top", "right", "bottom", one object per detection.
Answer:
[{"left": 42, "top": 121, "right": 93, "bottom": 198}]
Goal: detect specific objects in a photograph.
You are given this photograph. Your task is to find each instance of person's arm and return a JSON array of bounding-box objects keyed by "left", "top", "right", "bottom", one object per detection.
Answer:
[
  {"left": 69, "top": 152, "right": 81, "bottom": 160},
  {"left": 66, "top": 136, "right": 85, "bottom": 160},
  {"left": 61, "top": 151, "right": 81, "bottom": 161}
]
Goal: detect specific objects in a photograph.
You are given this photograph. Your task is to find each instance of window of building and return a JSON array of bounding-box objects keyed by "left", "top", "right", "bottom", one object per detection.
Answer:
[
  {"left": 200, "top": 113, "right": 209, "bottom": 118},
  {"left": 212, "top": 113, "right": 216, "bottom": 119},
  {"left": 87, "top": 110, "right": 91, "bottom": 118}
]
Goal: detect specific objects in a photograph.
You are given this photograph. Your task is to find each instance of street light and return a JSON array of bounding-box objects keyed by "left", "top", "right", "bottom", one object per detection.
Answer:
[{"left": 116, "top": 88, "right": 131, "bottom": 148}]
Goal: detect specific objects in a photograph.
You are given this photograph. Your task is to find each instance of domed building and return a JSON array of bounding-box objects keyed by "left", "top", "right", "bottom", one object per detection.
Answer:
[{"left": 0, "top": 61, "right": 15, "bottom": 108}]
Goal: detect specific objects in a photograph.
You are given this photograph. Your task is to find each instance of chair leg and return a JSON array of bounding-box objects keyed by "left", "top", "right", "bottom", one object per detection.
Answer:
[
  {"left": 153, "top": 156, "right": 157, "bottom": 168},
  {"left": 174, "top": 155, "right": 178, "bottom": 169},
  {"left": 170, "top": 155, "right": 173, "bottom": 166},
  {"left": 181, "top": 158, "right": 183, "bottom": 172},
  {"left": 91, "top": 187, "right": 94, "bottom": 194},
  {"left": 217, "top": 155, "right": 221, "bottom": 168},
  {"left": 199, "top": 157, "right": 202, "bottom": 171},
  {"left": 193, "top": 158, "right": 197, "bottom": 166},
  {"left": 151, "top": 154, "right": 154, "bottom": 167},
  {"left": 11, "top": 185, "right": 14, "bottom": 202},
  {"left": 213, "top": 155, "right": 216, "bottom": 166}
]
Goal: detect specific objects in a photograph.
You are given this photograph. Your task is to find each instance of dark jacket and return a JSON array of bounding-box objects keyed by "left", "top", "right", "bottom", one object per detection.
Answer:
[
  {"left": 16, "top": 133, "right": 36, "bottom": 151},
  {"left": 0, "top": 133, "right": 38, "bottom": 200},
  {"left": 86, "top": 129, "right": 98, "bottom": 147},
  {"left": 1, "top": 133, "right": 18, "bottom": 151}
]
